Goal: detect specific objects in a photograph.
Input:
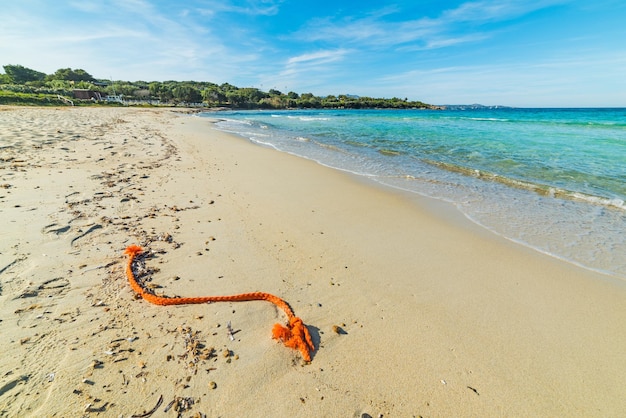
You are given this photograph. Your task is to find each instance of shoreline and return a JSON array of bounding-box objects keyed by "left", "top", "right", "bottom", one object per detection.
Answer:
[
  {"left": 1, "top": 106, "right": 624, "bottom": 416},
  {"left": 208, "top": 108, "right": 626, "bottom": 283}
]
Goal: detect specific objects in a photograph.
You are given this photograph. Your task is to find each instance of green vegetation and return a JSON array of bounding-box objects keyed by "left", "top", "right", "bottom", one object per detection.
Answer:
[
  {"left": 0, "top": 90, "right": 68, "bottom": 106},
  {"left": 1, "top": 64, "right": 434, "bottom": 109}
]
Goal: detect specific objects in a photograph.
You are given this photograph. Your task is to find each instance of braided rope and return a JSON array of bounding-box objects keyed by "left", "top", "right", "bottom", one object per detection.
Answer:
[{"left": 124, "top": 245, "right": 314, "bottom": 361}]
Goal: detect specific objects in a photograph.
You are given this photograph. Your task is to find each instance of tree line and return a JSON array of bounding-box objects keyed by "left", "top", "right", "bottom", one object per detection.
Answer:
[{"left": 0, "top": 64, "right": 435, "bottom": 109}]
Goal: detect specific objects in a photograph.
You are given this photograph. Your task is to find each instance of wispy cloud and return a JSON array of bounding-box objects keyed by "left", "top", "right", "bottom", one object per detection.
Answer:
[
  {"left": 286, "top": 50, "right": 348, "bottom": 65},
  {"left": 294, "top": 0, "right": 566, "bottom": 50},
  {"left": 374, "top": 49, "right": 626, "bottom": 106},
  {"left": 440, "top": 0, "right": 565, "bottom": 23},
  {"left": 252, "top": 49, "right": 350, "bottom": 93},
  {"left": 193, "top": 0, "right": 284, "bottom": 17},
  {"left": 0, "top": 0, "right": 244, "bottom": 81},
  {"left": 281, "top": 49, "right": 349, "bottom": 83},
  {"left": 67, "top": 1, "right": 103, "bottom": 13},
  {"left": 398, "top": 33, "right": 490, "bottom": 51},
  {"left": 1, "top": 0, "right": 623, "bottom": 106}
]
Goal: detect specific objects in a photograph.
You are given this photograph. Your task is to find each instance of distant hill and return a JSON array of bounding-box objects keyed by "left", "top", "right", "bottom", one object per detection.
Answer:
[{"left": 440, "top": 104, "right": 513, "bottom": 110}]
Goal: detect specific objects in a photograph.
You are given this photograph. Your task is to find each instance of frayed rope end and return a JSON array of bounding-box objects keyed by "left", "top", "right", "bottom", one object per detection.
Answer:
[
  {"left": 272, "top": 317, "right": 314, "bottom": 362},
  {"left": 124, "top": 245, "right": 143, "bottom": 257}
]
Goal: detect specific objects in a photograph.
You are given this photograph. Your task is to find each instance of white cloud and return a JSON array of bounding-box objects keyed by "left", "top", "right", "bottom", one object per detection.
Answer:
[
  {"left": 374, "top": 50, "right": 626, "bottom": 107},
  {"left": 1, "top": 0, "right": 623, "bottom": 107},
  {"left": 67, "top": 1, "right": 103, "bottom": 13},
  {"left": 294, "top": 0, "right": 567, "bottom": 50},
  {"left": 287, "top": 50, "right": 348, "bottom": 65},
  {"left": 193, "top": 0, "right": 284, "bottom": 17},
  {"left": 440, "top": 0, "right": 563, "bottom": 23},
  {"left": 0, "top": 0, "right": 248, "bottom": 81}
]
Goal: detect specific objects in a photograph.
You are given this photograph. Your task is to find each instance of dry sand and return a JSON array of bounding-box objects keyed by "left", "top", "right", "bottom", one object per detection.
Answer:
[{"left": 1, "top": 106, "right": 624, "bottom": 417}]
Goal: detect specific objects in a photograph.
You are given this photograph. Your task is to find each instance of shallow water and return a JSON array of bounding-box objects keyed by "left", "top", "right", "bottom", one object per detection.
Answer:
[{"left": 204, "top": 108, "right": 626, "bottom": 280}]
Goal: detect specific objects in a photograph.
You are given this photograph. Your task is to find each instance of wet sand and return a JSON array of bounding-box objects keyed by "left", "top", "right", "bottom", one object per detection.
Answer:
[{"left": 1, "top": 106, "right": 624, "bottom": 417}]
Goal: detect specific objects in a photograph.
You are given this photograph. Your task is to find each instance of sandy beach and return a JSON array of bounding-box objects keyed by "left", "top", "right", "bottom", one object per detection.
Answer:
[{"left": 1, "top": 106, "right": 624, "bottom": 417}]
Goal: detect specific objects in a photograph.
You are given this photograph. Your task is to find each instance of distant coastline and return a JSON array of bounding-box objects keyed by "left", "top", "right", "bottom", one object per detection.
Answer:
[
  {"left": 1, "top": 63, "right": 438, "bottom": 109},
  {"left": 440, "top": 104, "right": 513, "bottom": 110}
]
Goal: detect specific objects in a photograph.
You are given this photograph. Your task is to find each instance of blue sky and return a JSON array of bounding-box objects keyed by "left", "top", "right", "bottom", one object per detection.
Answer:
[{"left": 1, "top": 0, "right": 625, "bottom": 107}]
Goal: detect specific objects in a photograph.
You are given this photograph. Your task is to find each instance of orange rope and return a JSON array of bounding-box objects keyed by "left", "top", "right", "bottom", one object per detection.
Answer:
[{"left": 124, "top": 245, "right": 314, "bottom": 362}]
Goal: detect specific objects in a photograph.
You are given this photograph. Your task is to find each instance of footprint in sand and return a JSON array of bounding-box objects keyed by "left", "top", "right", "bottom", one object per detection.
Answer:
[
  {"left": 70, "top": 224, "right": 103, "bottom": 247},
  {"left": 41, "top": 223, "right": 71, "bottom": 235},
  {"left": 14, "top": 277, "right": 70, "bottom": 300}
]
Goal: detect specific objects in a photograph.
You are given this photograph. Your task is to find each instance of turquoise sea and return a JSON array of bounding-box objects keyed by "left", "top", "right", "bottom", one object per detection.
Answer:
[{"left": 203, "top": 108, "right": 626, "bottom": 281}]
